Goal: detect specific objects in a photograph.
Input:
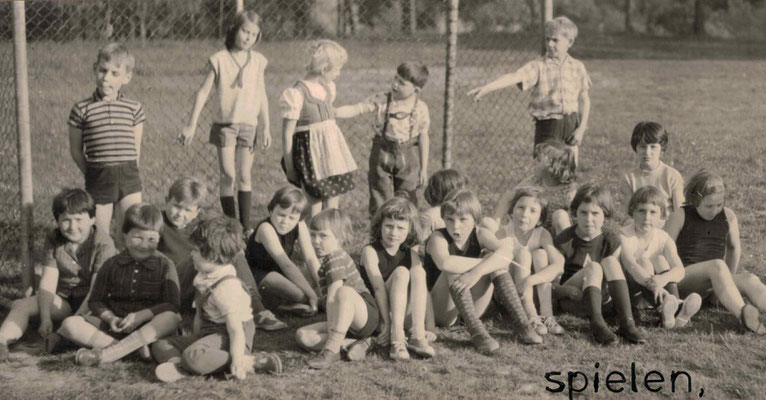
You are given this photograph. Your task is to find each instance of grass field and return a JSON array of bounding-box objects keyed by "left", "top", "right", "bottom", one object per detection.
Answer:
[{"left": 1, "top": 33, "right": 766, "bottom": 399}]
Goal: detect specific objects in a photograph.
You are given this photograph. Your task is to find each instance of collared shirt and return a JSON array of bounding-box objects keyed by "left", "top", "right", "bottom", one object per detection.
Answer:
[
  {"left": 209, "top": 49, "right": 267, "bottom": 125},
  {"left": 354, "top": 91, "right": 429, "bottom": 143},
  {"left": 42, "top": 226, "right": 116, "bottom": 299},
  {"left": 318, "top": 250, "right": 369, "bottom": 301},
  {"left": 193, "top": 264, "right": 253, "bottom": 324},
  {"left": 516, "top": 55, "right": 591, "bottom": 120},
  {"left": 88, "top": 250, "right": 180, "bottom": 318},
  {"left": 68, "top": 90, "right": 145, "bottom": 163}
]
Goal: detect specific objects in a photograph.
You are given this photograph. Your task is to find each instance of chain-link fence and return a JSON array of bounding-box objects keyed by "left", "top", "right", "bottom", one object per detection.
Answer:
[{"left": 0, "top": 0, "right": 543, "bottom": 304}]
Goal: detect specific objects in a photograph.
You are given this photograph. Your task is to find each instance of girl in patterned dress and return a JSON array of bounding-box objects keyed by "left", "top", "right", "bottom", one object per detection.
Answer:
[{"left": 281, "top": 40, "right": 358, "bottom": 217}]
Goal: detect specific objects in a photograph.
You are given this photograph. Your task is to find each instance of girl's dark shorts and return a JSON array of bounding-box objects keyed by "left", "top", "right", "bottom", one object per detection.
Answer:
[{"left": 347, "top": 291, "right": 379, "bottom": 339}]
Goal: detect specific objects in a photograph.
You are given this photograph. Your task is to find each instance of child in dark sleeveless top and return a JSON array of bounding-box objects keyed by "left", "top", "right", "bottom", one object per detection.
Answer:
[
  {"left": 425, "top": 189, "right": 542, "bottom": 354},
  {"left": 664, "top": 170, "right": 766, "bottom": 334},
  {"left": 245, "top": 186, "right": 320, "bottom": 317},
  {"left": 360, "top": 197, "right": 434, "bottom": 361}
]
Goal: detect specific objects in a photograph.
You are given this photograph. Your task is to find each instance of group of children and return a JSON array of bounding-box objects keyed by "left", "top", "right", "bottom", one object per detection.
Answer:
[{"left": 0, "top": 9, "right": 764, "bottom": 383}]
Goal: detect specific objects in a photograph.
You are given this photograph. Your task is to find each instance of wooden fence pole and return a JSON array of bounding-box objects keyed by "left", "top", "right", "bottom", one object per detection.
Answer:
[
  {"left": 442, "top": 0, "right": 458, "bottom": 168},
  {"left": 541, "top": 0, "right": 552, "bottom": 54},
  {"left": 12, "top": 0, "right": 34, "bottom": 295},
  {"left": 235, "top": 0, "right": 243, "bottom": 13}
]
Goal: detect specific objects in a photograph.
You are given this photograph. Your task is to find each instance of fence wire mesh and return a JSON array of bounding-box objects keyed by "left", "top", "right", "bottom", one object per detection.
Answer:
[{"left": 0, "top": 0, "right": 541, "bottom": 303}]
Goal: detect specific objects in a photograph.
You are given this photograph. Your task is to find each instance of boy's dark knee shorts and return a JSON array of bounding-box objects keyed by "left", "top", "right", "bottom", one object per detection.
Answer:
[
  {"left": 85, "top": 161, "right": 142, "bottom": 205},
  {"left": 347, "top": 291, "right": 379, "bottom": 339},
  {"left": 533, "top": 113, "right": 580, "bottom": 157},
  {"left": 209, "top": 123, "right": 256, "bottom": 148}
]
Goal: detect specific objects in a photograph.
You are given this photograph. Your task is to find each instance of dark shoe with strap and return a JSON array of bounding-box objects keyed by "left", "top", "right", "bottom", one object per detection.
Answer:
[{"left": 308, "top": 349, "right": 341, "bottom": 369}]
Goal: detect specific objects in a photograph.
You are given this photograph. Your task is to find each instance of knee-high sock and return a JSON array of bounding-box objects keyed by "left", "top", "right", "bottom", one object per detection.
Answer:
[
  {"left": 99, "top": 329, "right": 150, "bottom": 363},
  {"left": 220, "top": 196, "right": 236, "bottom": 219},
  {"left": 237, "top": 191, "right": 252, "bottom": 230},
  {"left": 323, "top": 328, "right": 345, "bottom": 353},
  {"left": 607, "top": 279, "right": 637, "bottom": 328},
  {"left": 448, "top": 284, "right": 490, "bottom": 339},
  {"left": 585, "top": 286, "right": 609, "bottom": 327},
  {"left": 492, "top": 272, "right": 529, "bottom": 330}
]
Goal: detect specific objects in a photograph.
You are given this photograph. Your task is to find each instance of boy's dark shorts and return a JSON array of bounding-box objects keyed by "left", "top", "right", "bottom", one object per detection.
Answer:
[
  {"left": 209, "top": 123, "right": 256, "bottom": 148},
  {"left": 533, "top": 113, "right": 580, "bottom": 157},
  {"left": 347, "top": 291, "right": 379, "bottom": 339},
  {"left": 85, "top": 161, "right": 142, "bottom": 205}
]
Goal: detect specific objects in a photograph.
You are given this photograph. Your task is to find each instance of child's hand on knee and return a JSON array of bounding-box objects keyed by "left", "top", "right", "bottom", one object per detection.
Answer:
[
  {"left": 109, "top": 317, "right": 124, "bottom": 333},
  {"left": 452, "top": 270, "right": 480, "bottom": 293}
]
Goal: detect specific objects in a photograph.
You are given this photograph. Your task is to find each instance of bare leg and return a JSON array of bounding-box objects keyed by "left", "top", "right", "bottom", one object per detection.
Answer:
[
  {"left": 733, "top": 272, "right": 766, "bottom": 312},
  {"left": 0, "top": 295, "right": 72, "bottom": 344}
]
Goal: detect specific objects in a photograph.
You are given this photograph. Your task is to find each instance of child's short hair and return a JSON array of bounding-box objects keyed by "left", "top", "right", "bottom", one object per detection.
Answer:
[
  {"left": 507, "top": 186, "right": 549, "bottom": 227},
  {"left": 684, "top": 170, "right": 726, "bottom": 207},
  {"left": 441, "top": 189, "right": 482, "bottom": 222},
  {"left": 189, "top": 215, "right": 243, "bottom": 264},
  {"left": 628, "top": 186, "right": 668, "bottom": 219},
  {"left": 306, "top": 40, "right": 348, "bottom": 75},
  {"left": 52, "top": 188, "right": 95, "bottom": 220},
  {"left": 225, "top": 10, "right": 262, "bottom": 50},
  {"left": 534, "top": 141, "right": 576, "bottom": 184},
  {"left": 309, "top": 208, "right": 354, "bottom": 248},
  {"left": 630, "top": 121, "right": 669, "bottom": 152},
  {"left": 370, "top": 197, "right": 421, "bottom": 249},
  {"left": 569, "top": 183, "right": 615, "bottom": 219},
  {"left": 545, "top": 16, "right": 578, "bottom": 42},
  {"left": 397, "top": 61, "right": 429, "bottom": 89},
  {"left": 122, "top": 203, "right": 163, "bottom": 234},
  {"left": 424, "top": 169, "right": 468, "bottom": 207},
  {"left": 267, "top": 186, "right": 307, "bottom": 219},
  {"left": 166, "top": 176, "right": 206, "bottom": 205},
  {"left": 95, "top": 42, "right": 135, "bottom": 73}
]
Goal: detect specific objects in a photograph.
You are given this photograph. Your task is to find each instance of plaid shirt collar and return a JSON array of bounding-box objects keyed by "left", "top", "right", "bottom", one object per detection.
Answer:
[
  {"left": 92, "top": 89, "right": 123, "bottom": 102},
  {"left": 113, "top": 249, "right": 162, "bottom": 270}
]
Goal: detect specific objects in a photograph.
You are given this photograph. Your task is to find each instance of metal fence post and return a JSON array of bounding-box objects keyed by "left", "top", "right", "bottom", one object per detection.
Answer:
[
  {"left": 541, "top": 0, "right": 552, "bottom": 54},
  {"left": 12, "top": 0, "right": 34, "bottom": 294},
  {"left": 442, "top": 0, "right": 458, "bottom": 169}
]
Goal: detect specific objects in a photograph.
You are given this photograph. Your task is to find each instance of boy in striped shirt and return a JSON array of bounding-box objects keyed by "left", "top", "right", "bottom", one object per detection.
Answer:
[{"left": 68, "top": 43, "right": 145, "bottom": 239}]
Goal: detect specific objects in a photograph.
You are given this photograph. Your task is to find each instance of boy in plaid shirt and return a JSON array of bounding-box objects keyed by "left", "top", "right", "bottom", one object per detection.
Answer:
[{"left": 468, "top": 16, "right": 591, "bottom": 166}]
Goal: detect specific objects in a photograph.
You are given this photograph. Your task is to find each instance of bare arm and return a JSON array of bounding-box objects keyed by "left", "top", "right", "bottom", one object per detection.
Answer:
[
  {"left": 467, "top": 71, "right": 524, "bottom": 101},
  {"left": 657, "top": 235, "right": 685, "bottom": 284},
  {"left": 418, "top": 129, "right": 429, "bottom": 186},
  {"left": 256, "top": 67, "right": 271, "bottom": 149},
  {"left": 334, "top": 103, "right": 367, "bottom": 119},
  {"left": 226, "top": 313, "right": 248, "bottom": 380},
  {"left": 68, "top": 126, "right": 86, "bottom": 175},
  {"left": 492, "top": 188, "right": 515, "bottom": 223},
  {"left": 426, "top": 232, "right": 482, "bottom": 274},
  {"left": 133, "top": 122, "right": 144, "bottom": 166},
  {"left": 724, "top": 207, "right": 741, "bottom": 274},
  {"left": 297, "top": 222, "right": 321, "bottom": 286},
  {"left": 180, "top": 69, "right": 216, "bottom": 144},
  {"left": 619, "top": 234, "right": 653, "bottom": 285}
]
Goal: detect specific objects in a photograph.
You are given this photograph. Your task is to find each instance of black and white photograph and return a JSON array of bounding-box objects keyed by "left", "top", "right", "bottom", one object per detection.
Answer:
[{"left": 1, "top": 0, "right": 765, "bottom": 398}]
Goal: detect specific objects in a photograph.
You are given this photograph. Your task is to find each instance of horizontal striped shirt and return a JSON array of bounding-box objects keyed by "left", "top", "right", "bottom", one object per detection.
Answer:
[{"left": 68, "top": 90, "right": 145, "bottom": 163}]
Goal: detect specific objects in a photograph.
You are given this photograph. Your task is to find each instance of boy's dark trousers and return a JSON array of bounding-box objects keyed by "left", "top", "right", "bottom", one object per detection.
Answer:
[{"left": 368, "top": 135, "right": 419, "bottom": 215}]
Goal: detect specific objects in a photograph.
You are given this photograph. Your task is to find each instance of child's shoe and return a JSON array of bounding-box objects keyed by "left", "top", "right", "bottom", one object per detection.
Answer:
[
  {"left": 0, "top": 342, "right": 9, "bottom": 362},
  {"left": 389, "top": 341, "right": 410, "bottom": 361},
  {"left": 308, "top": 349, "right": 341, "bottom": 369},
  {"left": 255, "top": 310, "right": 288, "bottom": 331},
  {"left": 591, "top": 321, "right": 618, "bottom": 345},
  {"left": 44, "top": 333, "right": 63, "bottom": 354},
  {"left": 740, "top": 304, "right": 766, "bottom": 335},
  {"left": 346, "top": 337, "right": 373, "bottom": 361},
  {"left": 252, "top": 352, "right": 283, "bottom": 374},
  {"left": 155, "top": 357, "right": 189, "bottom": 383},
  {"left": 518, "top": 324, "right": 543, "bottom": 345},
  {"left": 616, "top": 324, "right": 646, "bottom": 344},
  {"left": 406, "top": 337, "right": 435, "bottom": 359},
  {"left": 75, "top": 348, "right": 102, "bottom": 366},
  {"left": 659, "top": 294, "right": 680, "bottom": 329},
  {"left": 674, "top": 293, "right": 702, "bottom": 328},
  {"left": 529, "top": 316, "right": 548, "bottom": 336},
  {"left": 470, "top": 333, "right": 500, "bottom": 354},
  {"left": 542, "top": 316, "right": 565, "bottom": 335}
]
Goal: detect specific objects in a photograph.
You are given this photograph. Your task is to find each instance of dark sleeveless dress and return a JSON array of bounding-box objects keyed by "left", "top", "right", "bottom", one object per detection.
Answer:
[
  {"left": 245, "top": 218, "right": 300, "bottom": 283},
  {"left": 676, "top": 205, "right": 728, "bottom": 266},
  {"left": 423, "top": 228, "right": 482, "bottom": 291},
  {"left": 360, "top": 241, "right": 413, "bottom": 292}
]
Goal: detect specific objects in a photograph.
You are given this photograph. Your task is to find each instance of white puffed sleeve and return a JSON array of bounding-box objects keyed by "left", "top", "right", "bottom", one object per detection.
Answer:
[{"left": 280, "top": 88, "right": 304, "bottom": 120}]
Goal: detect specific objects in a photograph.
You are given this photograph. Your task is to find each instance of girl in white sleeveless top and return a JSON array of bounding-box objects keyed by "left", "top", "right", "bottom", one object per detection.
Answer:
[{"left": 482, "top": 186, "right": 566, "bottom": 335}]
